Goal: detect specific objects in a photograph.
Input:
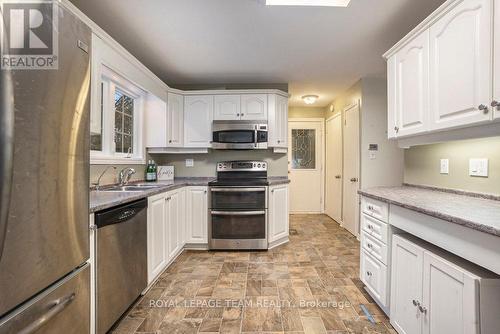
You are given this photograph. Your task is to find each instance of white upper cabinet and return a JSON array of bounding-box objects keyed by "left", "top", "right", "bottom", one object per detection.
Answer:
[
  {"left": 214, "top": 95, "right": 241, "bottom": 120},
  {"left": 241, "top": 94, "right": 268, "bottom": 120},
  {"left": 394, "top": 31, "right": 430, "bottom": 137},
  {"left": 429, "top": 0, "right": 492, "bottom": 131},
  {"left": 494, "top": 0, "right": 500, "bottom": 119},
  {"left": 166, "top": 92, "right": 184, "bottom": 147},
  {"left": 268, "top": 94, "right": 289, "bottom": 148},
  {"left": 145, "top": 94, "right": 167, "bottom": 147},
  {"left": 184, "top": 95, "right": 213, "bottom": 147}
]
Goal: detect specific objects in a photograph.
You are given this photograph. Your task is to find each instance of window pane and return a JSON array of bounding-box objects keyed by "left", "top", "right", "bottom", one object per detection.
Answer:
[
  {"left": 115, "top": 132, "right": 123, "bottom": 153},
  {"left": 291, "top": 129, "right": 316, "bottom": 169},
  {"left": 123, "top": 115, "right": 133, "bottom": 135},
  {"left": 115, "top": 112, "right": 123, "bottom": 133},
  {"left": 123, "top": 95, "right": 134, "bottom": 115},
  {"left": 123, "top": 135, "right": 132, "bottom": 154}
]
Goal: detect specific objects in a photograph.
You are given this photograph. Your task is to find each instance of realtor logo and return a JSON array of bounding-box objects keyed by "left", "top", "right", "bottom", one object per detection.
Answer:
[{"left": 1, "top": 0, "right": 58, "bottom": 69}]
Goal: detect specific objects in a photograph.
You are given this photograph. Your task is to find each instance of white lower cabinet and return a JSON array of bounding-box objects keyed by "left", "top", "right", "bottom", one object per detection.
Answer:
[
  {"left": 391, "top": 234, "right": 500, "bottom": 334},
  {"left": 185, "top": 186, "right": 208, "bottom": 244},
  {"left": 268, "top": 184, "right": 289, "bottom": 244},
  {"left": 147, "top": 188, "right": 186, "bottom": 284},
  {"left": 361, "top": 250, "right": 388, "bottom": 306},
  {"left": 147, "top": 193, "right": 168, "bottom": 284}
]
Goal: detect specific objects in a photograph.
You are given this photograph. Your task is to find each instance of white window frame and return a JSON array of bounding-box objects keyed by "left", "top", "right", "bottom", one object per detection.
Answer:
[{"left": 91, "top": 65, "right": 146, "bottom": 164}]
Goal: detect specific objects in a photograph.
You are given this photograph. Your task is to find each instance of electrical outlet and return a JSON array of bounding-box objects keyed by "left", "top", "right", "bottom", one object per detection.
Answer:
[
  {"left": 440, "top": 159, "right": 449, "bottom": 174},
  {"left": 185, "top": 159, "right": 194, "bottom": 167},
  {"left": 469, "top": 158, "right": 488, "bottom": 177}
]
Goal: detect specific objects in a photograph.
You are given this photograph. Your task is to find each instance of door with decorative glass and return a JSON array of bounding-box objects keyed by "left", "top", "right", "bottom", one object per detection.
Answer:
[{"left": 288, "top": 120, "right": 324, "bottom": 213}]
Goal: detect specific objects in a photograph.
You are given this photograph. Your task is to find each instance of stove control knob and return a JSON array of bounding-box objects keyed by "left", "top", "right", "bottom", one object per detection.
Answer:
[
  {"left": 257, "top": 163, "right": 261, "bottom": 168},
  {"left": 263, "top": 163, "right": 266, "bottom": 168}
]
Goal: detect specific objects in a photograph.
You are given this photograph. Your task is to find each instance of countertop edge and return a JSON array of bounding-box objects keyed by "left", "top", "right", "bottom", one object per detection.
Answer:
[{"left": 358, "top": 189, "right": 500, "bottom": 237}]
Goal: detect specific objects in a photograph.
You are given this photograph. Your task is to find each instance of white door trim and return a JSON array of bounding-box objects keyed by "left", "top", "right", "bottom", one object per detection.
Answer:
[{"left": 288, "top": 118, "right": 325, "bottom": 214}]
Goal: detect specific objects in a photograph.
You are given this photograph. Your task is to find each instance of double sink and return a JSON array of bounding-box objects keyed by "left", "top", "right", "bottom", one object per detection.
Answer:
[{"left": 98, "top": 183, "right": 164, "bottom": 192}]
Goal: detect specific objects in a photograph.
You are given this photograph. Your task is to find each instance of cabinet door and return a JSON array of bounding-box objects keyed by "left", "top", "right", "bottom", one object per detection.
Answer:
[
  {"left": 360, "top": 250, "right": 388, "bottom": 306},
  {"left": 185, "top": 187, "right": 208, "bottom": 244},
  {"left": 147, "top": 193, "right": 167, "bottom": 284},
  {"left": 268, "top": 184, "right": 289, "bottom": 242},
  {"left": 184, "top": 95, "right": 213, "bottom": 147},
  {"left": 167, "top": 92, "right": 184, "bottom": 147},
  {"left": 494, "top": 0, "right": 500, "bottom": 119},
  {"left": 422, "top": 252, "right": 479, "bottom": 334},
  {"left": 395, "top": 31, "right": 430, "bottom": 137},
  {"left": 387, "top": 55, "right": 398, "bottom": 139},
  {"left": 390, "top": 235, "right": 424, "bottom": 334},
  {"left": 241, "top": 94, "right": 268, "bottom": 120},
  {"left": 214, "top": 95, "right": 241, "bottom": 120},
  {"left": 277, "top": 95, "right": 289, "bottom": 147},
  {"left": 166, "top": 191, "right": 182, "bottom": 261},
  {"left": 145, "top": 94, "right": 167, "bottom": 147},
  {"left": 429, "top": 0, "right": 492, "bottom": 130}
]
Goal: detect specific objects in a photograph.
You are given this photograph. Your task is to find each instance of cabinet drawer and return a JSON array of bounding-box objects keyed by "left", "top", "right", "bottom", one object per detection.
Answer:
[
  {"left": 360, "top": 250, "right": 388, "bottom": 307},
  {"left": 361, "top": 213, "right": 388, "bottom": 244},
  {"left": 361, "top": 231, "right": 388, "bottom": 265},
  {"left": 362, "top": 197, "right": 388, "bottom": 223}
]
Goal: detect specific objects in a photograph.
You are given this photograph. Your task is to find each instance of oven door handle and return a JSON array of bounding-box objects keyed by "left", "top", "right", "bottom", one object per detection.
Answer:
[
  {"left": 210, "top": 188, "right": 266, "bottom": 192},
  {"left": 211, "top": 210, "right": 266, "bottom": 216}
]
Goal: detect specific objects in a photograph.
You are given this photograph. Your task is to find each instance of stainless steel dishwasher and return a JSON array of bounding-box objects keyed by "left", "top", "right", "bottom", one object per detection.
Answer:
[{"left": 94, "top": 198, "right": 148, "bottom": 334}]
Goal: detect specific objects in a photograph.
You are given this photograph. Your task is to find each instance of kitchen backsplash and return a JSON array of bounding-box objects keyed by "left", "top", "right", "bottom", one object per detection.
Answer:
[
  {"left": 90, "top": 164, "right": 147, "bottom": 187},
  {"left": 404, "top": 136, "right": 500, "bottom": 195},
  {"left": 150, "top": 149, "right": 288, "bottom": 177}
]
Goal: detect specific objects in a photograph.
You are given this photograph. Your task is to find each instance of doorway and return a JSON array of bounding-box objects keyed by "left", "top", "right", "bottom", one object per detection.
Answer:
[
  {"left": 288, "top": 119, "right": 324, "bottom": 213},
  {"left": 342, "top": 104, "right": 360, "bottom": 237},
  {"left": 325, "top": 113, "right": 343, "bottom": 223}
]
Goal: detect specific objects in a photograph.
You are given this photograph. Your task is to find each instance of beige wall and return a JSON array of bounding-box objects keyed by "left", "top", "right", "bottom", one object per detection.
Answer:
[
  {"left": 324, "top": 80, "right": 362, "bottom": 119},
  {"left": 150, "top": 150, "right": 288, "bottom": 177},
  {"left": 404, "top": 137, "right": 500, "bottom": 195},
  {"left": 288, "top": 106, "right": 326, "bottom": 119}
]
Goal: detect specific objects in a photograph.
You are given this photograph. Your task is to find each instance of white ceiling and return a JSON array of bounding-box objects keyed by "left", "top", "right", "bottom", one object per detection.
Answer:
[{"left": 70, "top": 0, "right": 445, "bottom": 107}]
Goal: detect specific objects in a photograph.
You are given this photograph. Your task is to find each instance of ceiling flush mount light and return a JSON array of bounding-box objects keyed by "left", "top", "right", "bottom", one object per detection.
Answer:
[
  {"left": 266, "top": 0, "right": 351, "bottom": 7},
  {"left": 302, "top": 95, "right": 319, "bottom": 105}
]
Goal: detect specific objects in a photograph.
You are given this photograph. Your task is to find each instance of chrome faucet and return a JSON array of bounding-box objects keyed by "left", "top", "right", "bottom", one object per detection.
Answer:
[
  {"left": 118, "top": 167, "right": 136, "bottom": 186},
  {"left": 92, "top": 166, "right": 116, "bottom": 190}
]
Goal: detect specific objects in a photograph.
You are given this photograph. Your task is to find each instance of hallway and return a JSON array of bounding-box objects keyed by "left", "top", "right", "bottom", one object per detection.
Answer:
[{"left": 112, "top": 215, "right": 395, "bottom": 334}]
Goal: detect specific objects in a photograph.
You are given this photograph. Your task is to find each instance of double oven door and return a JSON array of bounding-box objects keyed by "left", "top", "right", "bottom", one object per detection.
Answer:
[{"left": 209, "top": 187, "right": 268, "bottom": 249}]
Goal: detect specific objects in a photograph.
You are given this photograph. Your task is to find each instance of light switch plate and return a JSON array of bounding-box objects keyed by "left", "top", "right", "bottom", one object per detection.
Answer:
[
  {"left": 469, "top": 158, "right": 488, "bottom": 177},
  {"left": 185, "top": 159, "right": 194, "bottom": 167},
  {"left": 440, "top": 159, "right": 449, "bottom": 174}
]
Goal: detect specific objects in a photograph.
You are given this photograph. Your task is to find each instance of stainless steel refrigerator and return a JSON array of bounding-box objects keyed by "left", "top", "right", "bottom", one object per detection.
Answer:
[{"left": 0, "top": 3, "right": 91, "bottom": 333}]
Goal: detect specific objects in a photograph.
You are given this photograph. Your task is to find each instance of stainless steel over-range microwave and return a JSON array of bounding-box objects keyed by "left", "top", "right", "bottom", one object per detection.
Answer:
[{"left": 212, "top": 120, "right": 268, "bottom": 150}]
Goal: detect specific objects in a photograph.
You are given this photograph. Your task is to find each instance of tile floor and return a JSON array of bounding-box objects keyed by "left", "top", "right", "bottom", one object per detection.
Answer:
[{"left": 112, "top": 214, "right": 396, "bottom": 334}]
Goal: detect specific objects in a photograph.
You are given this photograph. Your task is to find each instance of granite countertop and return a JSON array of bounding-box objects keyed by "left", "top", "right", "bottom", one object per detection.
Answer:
[
  {"left": 358, "top": 185, "right": 500, "bottom": 237},
  {"left": 90, "top": 177, "right": 290, "bottom": 213}
]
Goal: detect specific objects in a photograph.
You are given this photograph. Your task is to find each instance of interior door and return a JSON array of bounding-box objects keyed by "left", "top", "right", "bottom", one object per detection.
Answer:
[
  {"left": 342, "top": 104, "right": 360, "bottom": 236},
  {"left": 390, "top": 235, "right": 424, "bottom": 334},
  {"left": 429, "top": 0, "right": 492, "bottom": 130},
  {"left": 395, "top": 31, "right": 429, "bottom": 137},
  {"left": 325, "top": 114, "right": 343, "bottom": 223},
  {"left": 422, "top": 252, "right": 478, "bottom": 334},
  {"left": 288, "top": 120, "right": 323, "bottom": 213}
]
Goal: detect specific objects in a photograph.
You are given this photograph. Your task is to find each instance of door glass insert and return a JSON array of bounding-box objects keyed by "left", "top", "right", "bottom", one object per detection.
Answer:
[{"left": 291, "top": 129, "right": 316, "bottom": 169}]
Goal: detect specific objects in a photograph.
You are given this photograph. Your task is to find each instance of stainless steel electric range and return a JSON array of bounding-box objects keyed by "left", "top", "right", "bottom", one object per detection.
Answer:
[{"left": 208, "top": 161, "right": 269, "bottom": 250}]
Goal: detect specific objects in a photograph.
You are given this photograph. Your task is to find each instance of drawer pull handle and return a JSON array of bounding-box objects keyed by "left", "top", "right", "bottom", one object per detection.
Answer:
[
  {"left": 418, "top": 305, "right": 427, "bottom": 314},
  {"left": 367, "top": 243, "right": 372, "bottom": 248},
  {"left": 366, "top": 271, "right": 372, "bottom": 277},
  {"left": 368, "top": 225, "right": 373, "bottom": 230},
  {"left": 368, "top": 205, "right": 374, "bottom": 210},
  {"left": 412, "top": 299, "right": 420, "bottom": 307}
]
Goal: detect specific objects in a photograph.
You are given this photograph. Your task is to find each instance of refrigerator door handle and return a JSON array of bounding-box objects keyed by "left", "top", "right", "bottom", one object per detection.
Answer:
[
  {"left": 0, "top": 66, "right": 14, "bottom": 261},
  {"left": 17, "top": 293, "right": 76, "bottom": 334}
]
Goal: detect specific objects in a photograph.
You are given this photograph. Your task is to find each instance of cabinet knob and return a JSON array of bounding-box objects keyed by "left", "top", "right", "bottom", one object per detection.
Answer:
[
  {"left": 277, "top": 140, "right": 281, "bottom": 143},
  {"left": 335, "top": 175, "right": 341, "bottom": 179},
  {"left": 418, "top": 305, "right": 427, "bottom": 314},
  {"left": 169, "top": 140, "right": 172, "bottom": 143},
  {"left": 366, "top": 271, "right": 372, "bottom": 276},
  {"left": 236, "top": 113, "right": 240, "bottom": 117},
  {"left": 492, "top": 100, "right": 499, "bottom": 109},
  {"left": 350, "top": 177, "right": 358, "bottom": 182},
  {"left": 478, "top": 104, "right": 489, "bottom": 113},
  {"left": 241, "top": 113, "right": 244, "bottom": 117},
  {"left": 394, "top": 126, "right": 399, "bottom": 133},
  {"left": 412, "top": 299, "right": 419, "bottom": 306},
  {"left": 367, "top": 243, "right": 372, "bottom": 248}
]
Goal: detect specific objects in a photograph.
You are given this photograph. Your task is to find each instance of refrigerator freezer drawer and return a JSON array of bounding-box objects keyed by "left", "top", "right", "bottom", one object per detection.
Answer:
[{"left": 0, "top": 264, "right": 90, "bottom": 334}]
